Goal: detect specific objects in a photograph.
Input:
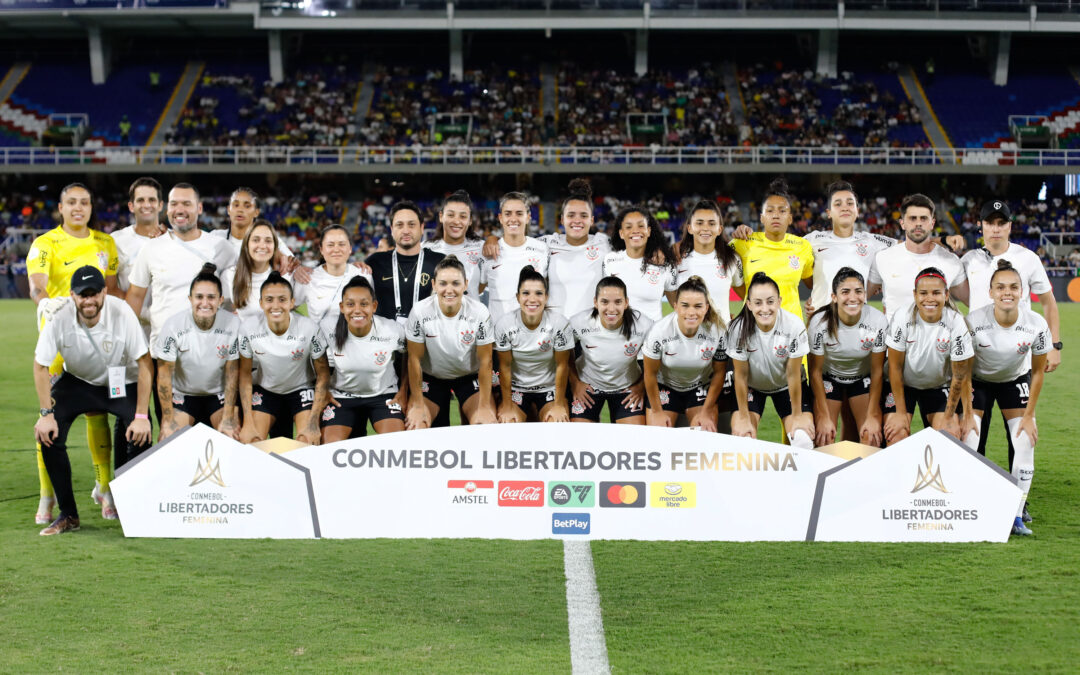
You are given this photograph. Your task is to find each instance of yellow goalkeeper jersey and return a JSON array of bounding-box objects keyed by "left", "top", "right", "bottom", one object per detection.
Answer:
[
  {"left": 731, "top": 232, "right": 814, "bottom": 320},
  {"left": 26, "top": 225, "right": 118, "bottom": 298}
]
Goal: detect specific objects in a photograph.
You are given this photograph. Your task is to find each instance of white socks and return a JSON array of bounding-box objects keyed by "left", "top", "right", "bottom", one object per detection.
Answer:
[
  {"left": 964, "top": 414, "right": 982, "bottom": 450},
  {"left": 1008, "top": 417, "right": 1035, "bottom": 518}
]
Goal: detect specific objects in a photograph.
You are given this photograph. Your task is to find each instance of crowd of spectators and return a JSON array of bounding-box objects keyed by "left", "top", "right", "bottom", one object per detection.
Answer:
[
  {"left": 358, "top": 65, "right": 544, "bottom": 147},
  {"left": 555, "top": 64, "right": 739, "bottom": 147},
  {"left": 165, "top": 66, "right": 359, "bottom": 147},
  {"left": 740, "top": 62, "right": 928, "bottom": 149}
]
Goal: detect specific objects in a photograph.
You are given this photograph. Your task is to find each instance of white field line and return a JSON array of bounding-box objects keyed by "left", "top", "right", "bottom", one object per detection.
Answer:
[{"left": 563, "top": 540, "right": 611, "bottom": 675}]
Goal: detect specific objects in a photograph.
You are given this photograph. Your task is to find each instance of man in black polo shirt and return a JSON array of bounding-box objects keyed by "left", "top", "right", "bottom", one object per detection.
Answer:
[{"left": 364, "top": 201, "right": 444, "bottom": 326}]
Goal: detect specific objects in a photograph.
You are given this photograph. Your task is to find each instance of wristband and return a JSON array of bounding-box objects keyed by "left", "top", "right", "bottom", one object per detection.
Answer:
[{"left": 135, "top": 413, "right": 149, "bottom": 420}]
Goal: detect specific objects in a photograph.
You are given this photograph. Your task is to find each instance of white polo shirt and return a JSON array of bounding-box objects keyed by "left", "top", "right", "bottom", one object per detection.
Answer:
[{"left": 35, "top": 295, "right": 148, "bottom": 386}]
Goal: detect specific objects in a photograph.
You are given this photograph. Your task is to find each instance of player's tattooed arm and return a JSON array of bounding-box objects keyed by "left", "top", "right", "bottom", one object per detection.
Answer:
[
  {"left": 157, "top": 361, "right": 179, "bottom": 440},
  {"left": 218, "top": 360, "right": 240, "bottom": 439}
]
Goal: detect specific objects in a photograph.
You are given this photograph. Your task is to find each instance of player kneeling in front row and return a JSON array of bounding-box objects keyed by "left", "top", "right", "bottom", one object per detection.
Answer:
[
  {"left": 156, "top": 263, "right": 241, "bottom": 441},
  {"left": 569, "top": 276, "right": 653, "bottom": 425},
  {"left": 883, "top": 267, "right": 976, "bottom": 446},
  {"left": 963, "top": 260, "right": 1050, "bottom": 536},
  {"left": 321, "top": 276, "right": 408, "bottom": 439},
  {"left": 32, "top": 266, "right": 153, "bottom": 535},
  {"left": 494, "top": 266, "right": 574, "bottom": 423},
  {"left": 728, "top": 272, "right": 815, "bottom": 448},
  {"left": 405, "top": 256, "right": 496, "bottom": 429},
  {"left": 238, "top": 272, "right": 330, "bottom": 445},
  {"left": 642, "top": 276, "right": 727, "bottom": 431},
  {"left": 807, "top": 268, "right": 888, "bottom": 447}
]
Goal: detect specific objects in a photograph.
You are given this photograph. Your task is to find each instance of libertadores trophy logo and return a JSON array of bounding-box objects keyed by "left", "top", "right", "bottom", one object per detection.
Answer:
[
  {"left": 911, "top": 445, "right": 947, "bottom": 494},
  {"left": 189, "top": 439, "right": 226, "bottom": 488}
]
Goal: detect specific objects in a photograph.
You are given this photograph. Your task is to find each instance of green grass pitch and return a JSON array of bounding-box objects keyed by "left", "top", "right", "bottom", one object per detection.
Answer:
[{"left": 2, "top": 299, "right": 1079, "bottom": 672}]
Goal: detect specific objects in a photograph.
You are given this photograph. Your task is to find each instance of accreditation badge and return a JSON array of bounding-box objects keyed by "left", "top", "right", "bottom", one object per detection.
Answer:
[{"left": 107, "top": 366, "right": 127, "bottom": 399}]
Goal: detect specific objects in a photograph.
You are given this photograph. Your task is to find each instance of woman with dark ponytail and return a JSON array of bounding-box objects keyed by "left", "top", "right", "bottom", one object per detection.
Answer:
[
  {"left": 319, "top": 275, "right": 408, "bottom": 440},
  {"left": 493, "top": 266, "right": 574, "bottom": 423},
  {"left": 729, "top": 178, "right": 814, "bottom": 320},
  {"left": 603, "top": 206, "right": 678, "bottom": 321},
  {"left": 423, "top": 190, "right": 485, "bottom": 297},
  {"left": 541, "top": 178, "right": 612, "bottom": 318},
  {"left": 806, "top": 267, "right": 888, "bottom": 447},
  {"left": 641, "top": 276, "right": 729, "bottom": 431},
  {"left": 237, "top": 272, "right": 330, "bottom": 445},
  {"left": 567, "top": 276, "right": 653, "bottom": 424},
  {"left": 728, "top": 271, "right": 815, "bottom": 447}
]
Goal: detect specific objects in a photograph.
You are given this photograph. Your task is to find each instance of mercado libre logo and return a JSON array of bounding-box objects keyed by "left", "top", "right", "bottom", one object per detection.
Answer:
[
  {"left": 649, "top": 482, "right": 696, "bottom": 509},
  {"left": 599, "top": 481, "right": 646, "bottom": 508},
  {"left": 911, "top": 445, "right": 948, "bottom": 494},
  {"left": 447, "top": 479, "right": 494, "bottom": 505},
  {"left": 189, "top": 440, "right": 225, "bottom": 488},
  {"left": 498, "top": 481, "right": 545, "bottom": 507},
  {"left": 548, "top": 482, "right": 595, "bottom": 508}
]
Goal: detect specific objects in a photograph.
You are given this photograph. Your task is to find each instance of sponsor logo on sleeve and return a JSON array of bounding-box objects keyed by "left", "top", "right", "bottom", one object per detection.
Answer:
[
  {"left": 649, "top": 482, "right": 696, "bottom": 509},
  {"left": 552, "top": 513, "right": 591, "bottom": 535},
  {"left": 599, "top": 481, "right": 646, "bottom": 508}
]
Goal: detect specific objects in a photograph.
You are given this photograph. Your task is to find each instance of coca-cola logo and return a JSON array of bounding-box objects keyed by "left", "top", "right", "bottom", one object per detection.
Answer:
[{"left": 498, "top": 481, "right": 545, "bottom": 507}]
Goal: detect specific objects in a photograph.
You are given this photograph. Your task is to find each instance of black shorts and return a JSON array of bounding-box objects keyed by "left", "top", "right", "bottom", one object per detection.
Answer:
[
  {"left": 647, "top": 385, "right": 708, "bottom": 415},
  {"left": 510, "top": 389, "right": 555, "bottom": 412},
  {"left": 320, "top": 394, "right": 404, "bottom": 432},
  {"left": 882, "top": 383, "right": 959, "bottom": 417},
  {"left": 252, "top": 385, "right": 313, "bottom": 420},
  {"left": 570, "top": 389, "right": 643, "bottom": 421},
  {"left": 172, "top": 392, "right": 225, "bottom": 425},
  {"left": 423, "top": 372, "right": 481, "bottom": 410},
  {"left": 746, "top": 382, "right": 813, "bottom": 418},
  {"left": 973, "top": 373, "right": 1031, "bottom": 413},
  {"left": 822, "top": 373, "right": 872, "bottom": 402}
]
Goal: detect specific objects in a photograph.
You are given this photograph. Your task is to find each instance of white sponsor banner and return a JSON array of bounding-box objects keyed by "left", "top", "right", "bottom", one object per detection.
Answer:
[
  {"left": 285, "top": 423, "right": 845, "bottom": 541},
  {"left": 808, "top": 429, "right": 1023, "bottom": 543},
  {"left": 111, "top": 425, "right": 319, "bottom": 539}
]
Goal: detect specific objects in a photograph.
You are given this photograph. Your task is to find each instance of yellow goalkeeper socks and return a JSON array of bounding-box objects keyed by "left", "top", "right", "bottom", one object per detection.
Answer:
[{"left": 86, "top": 413, "right": 112, "bottom": 493}]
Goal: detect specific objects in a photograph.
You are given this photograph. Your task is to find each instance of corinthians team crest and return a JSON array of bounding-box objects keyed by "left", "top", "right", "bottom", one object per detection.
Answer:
[
  {"left": 189, "top": 440, "right": 226, "bottom": 488},
  {"left": 911, "top": 445, "right": 948, "bottom": 494}
]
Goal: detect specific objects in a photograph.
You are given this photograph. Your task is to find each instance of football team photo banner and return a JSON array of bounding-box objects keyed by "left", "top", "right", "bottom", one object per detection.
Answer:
[{"left": 110, "top": 423, "right": 1021, "bottom": 542}]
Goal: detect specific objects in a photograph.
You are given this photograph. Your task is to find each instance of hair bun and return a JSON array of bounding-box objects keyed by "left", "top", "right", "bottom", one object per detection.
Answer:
[
  {"left": 752, "top": 271, "right": 770, "bottom": 282},
  {"left": 995, "top": 259, "right": 1016, "bottom": 271},
  {"left": 768, "top": 177, "right": 790, "bottom": 194},
  {"left": 567, "top": 178, "right": 593, "bottom": 200},
  {"left": 200, "top": 262, "right": 218, "bottom": 275}
]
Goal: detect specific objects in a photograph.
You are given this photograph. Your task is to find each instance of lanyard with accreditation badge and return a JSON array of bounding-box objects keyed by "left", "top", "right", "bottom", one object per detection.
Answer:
[
  {"left": 391, "top": 249, "right": 424, "bottom": 326},
  {"left": 79, "top": 322, "right": 127, "bottom": 399}
]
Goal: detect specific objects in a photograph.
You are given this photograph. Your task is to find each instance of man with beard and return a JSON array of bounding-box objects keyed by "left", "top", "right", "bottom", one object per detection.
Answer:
[
  {"left": 868, "top": 193, "right": 970, "bottom": 323},
  {"left": 33, "top": 266, "right": 153, "bottom": 535}
]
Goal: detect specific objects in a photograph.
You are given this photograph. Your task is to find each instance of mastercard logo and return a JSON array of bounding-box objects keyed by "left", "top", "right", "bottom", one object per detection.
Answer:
[{"left": 599, "top": 481, "right": 646, "bottom": 508}]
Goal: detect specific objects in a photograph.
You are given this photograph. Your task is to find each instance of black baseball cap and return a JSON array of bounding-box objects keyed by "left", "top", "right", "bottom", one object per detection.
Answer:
[
  {"left": 979, "top": 199, "right": 1012, "bottom": 222},
  {"left": 70, "top": 266, "right": 105, "bottom": 294}
]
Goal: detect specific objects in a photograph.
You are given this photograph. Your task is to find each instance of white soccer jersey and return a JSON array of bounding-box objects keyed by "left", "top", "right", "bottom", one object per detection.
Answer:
[
  {"left": 221, "top": 267, "right": 293, "bottom": 326},
  {"left": 156, "top": 308, "right": 240, "bottom": 396},
  {"left": 542, "top": 233, "right": 611, "bottom": 318},
  {"left": 570, "top": 309, "right": 654, "bottom": 393},
  {"left": 807, "top": 305, "right": 888, "bottom": 382},
  {"left": 869, "top": 244, "right": 966, "bottom": 323},
  {"left": 238, "top": 312, "right": 327, "bottom": 394},
  {"left": 886, "top": 305, "right": 974, "bottom": 390},
  {"left": 675, "top": 250, "right": 744, "bottom": 324},
  {"left": 641, "top": 313, "right": 727, "bottom": 392},
  {"left": 293, "top": 265, "right": 374, "bottom": 338},
  {"left": 805, "top": 229, "right": 894, "bottom": 312},
  {"left": 494, "top": 309, "right": 574, "bottom": 392},
  {"left": 35, "top": 295, "right": 148, "bottom": 386},
  {"left": 326, "top": 315, "right": 405, "bottom": 398},
  {"left": 406, "top": 295, "right": 494, "bottom": 380},
  {"left": 961, "top": 244, "right": 1052, "bottom": 311},
  {"left": 111, "top": 225, "right": 156, "bottom": 327},
  {"left": 967, "top": 305, "right": 1051, "bottom": 383},
  {"left": 727, "top": 308, "right": 810, "bottom": 394},
  {"left": 602, "top": 251, "right": 678, "bottom": 321},
  {"left": 479, "top": 237, "right": 549, "bottom": 322},
  {"left": 422, "top": 238, "right": 485, "bottom": 298},
  {"left": 129, "top": 230, "right": 237, "bottom": 347},
  {"left": 209, "top": 227, "right": 294, "bottom": 258}
]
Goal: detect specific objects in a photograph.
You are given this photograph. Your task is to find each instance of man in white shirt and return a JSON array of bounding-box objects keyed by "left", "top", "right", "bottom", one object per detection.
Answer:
[
  {"left": 112, "top": 177, "right": 167, "bottom": 337},
  {"left": 33, "top": 267, "right": 152, "bottom": 535},
  {"left": 868, "top": 193, "right": 970, "bottom": 322},
  {"left": 126, "top": 183, "right": 237, "bottom": 352}
]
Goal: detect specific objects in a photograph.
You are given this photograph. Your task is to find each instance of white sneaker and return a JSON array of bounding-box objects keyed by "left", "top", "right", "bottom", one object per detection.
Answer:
[
  {"left": 35, "top": 496, "right": 56, "bottom": 525},
  {"left": 91, "top": 483, "right": 103, "bottom": 504},
  {"left": 100, "top": 490, "right": 118, "bottom": 520}
]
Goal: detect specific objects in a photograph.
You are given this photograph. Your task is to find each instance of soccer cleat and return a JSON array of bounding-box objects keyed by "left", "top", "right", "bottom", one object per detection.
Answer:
[
  {"left": 1022, "top": 502, "right": 1032, "bottom": 523},
  {"left": 99, "top": 490, "right": 118, "bottom": 520},
  {"left": 1011, "top": 517, "right": 1033, "bottom": 537},
  {"left": 35, "top": 496, "right": 56, "bottom": 525},
  {"left": 39, "top": 514, "right": 80, "bottom": 536}
]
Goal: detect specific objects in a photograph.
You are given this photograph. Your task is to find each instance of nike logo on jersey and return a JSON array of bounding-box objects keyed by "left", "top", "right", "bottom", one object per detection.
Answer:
[
  {"left": 677, "top": 269, "right": 688, "bottom": 274},
  {"left": 906, "top": 340, "right": 916, "bottom": 343},
  {"left": 816, "top": 248, "right": 828, "bottom": 253},
  {"left": 746, "top": 348, "right": 758, "bottom": 352},
  {"left": 425, "top": 334, "right": 437, "bottom": 338},
  {"left": 381, "top": 276, "right": 393, "bottom": 281},
  {"left": 490, "top": 264, "right": 503, "bottom": 269},
  {"left": 750, "top": 259, "right": 762, "bottom": 263},
  {"left": 825, "top": 342, "right": 839, "bottom": 347},
  {"left": 64, "top": 260, "right": 76, "bottom": 266},
  {"left": 979, "top": 343, "right": 992, "bottom": 348},
  {"left": 665, "top": 351, "right": 679, "bottom": 356},
  {"left": 585, "top": 345, "right": 597, "bottom": 349},
  {"left": 550, "top": 252, "right": 561, "bottom": 256}
]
